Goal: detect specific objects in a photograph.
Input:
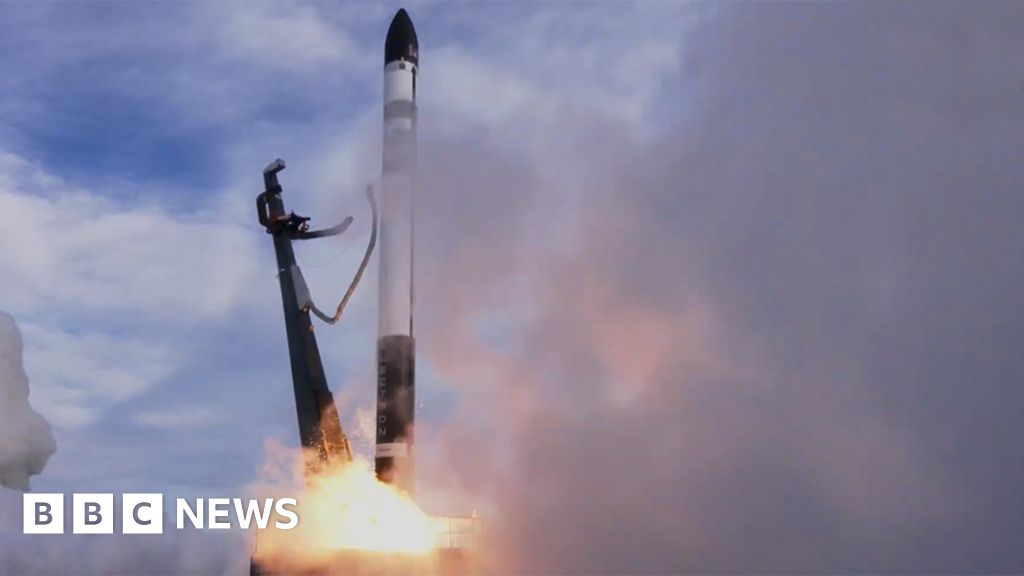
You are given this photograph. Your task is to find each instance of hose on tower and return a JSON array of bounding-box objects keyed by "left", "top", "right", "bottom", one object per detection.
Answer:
[{"left": 309, "top": 185, "right": 378, "bottom": 325}]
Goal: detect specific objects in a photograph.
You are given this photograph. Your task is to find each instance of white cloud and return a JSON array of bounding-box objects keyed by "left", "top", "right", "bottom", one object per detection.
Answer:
[
  {"left": 0, "top": 151, "right": 266, "bottom": 323},
  {"left": 18, "top": 322, "right": 179, "bottom": 428},
  {"left": 134, "top": 406, "right": 220, "bottom": 431},
  {"left": 0, "top": 150, "right": 277, "bottom": 431},
  {"left": 0, "top": 3, "right": 372, "bottom": 135},
  {"left": 215, "top": 2, "right": 360, "bottom": 69}
]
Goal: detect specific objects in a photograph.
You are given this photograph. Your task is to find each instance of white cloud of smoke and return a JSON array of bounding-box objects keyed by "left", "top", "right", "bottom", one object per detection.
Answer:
[
  {"left": 410, "top": 2, "right": 1024, "bottom": 573},
  {"left": 0, "top": 312, "right": 56, "bottom": 491}
]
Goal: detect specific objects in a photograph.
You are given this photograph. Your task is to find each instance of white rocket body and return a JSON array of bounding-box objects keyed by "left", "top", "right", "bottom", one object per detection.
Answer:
[
  {"left": 379, "top": 59, "right": 416, "bottom": 339},
  {"left": 376, "top": 8, "right": 418, "bottom": 494}
]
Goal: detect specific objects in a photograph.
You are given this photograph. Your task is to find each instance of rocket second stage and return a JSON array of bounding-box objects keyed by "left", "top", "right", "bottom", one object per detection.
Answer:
[{"left": 376, "top": 8, "right": 418, "bottom": 494}]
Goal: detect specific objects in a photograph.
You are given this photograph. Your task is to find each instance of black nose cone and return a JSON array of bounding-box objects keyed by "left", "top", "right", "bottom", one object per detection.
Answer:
[{"left": 385, "top": 8, "right": 418, "bottom": 66}]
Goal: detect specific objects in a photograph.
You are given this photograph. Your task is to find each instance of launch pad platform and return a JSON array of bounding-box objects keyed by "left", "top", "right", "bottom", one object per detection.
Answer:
[{"left": 251, "top": 514, "right": 482, "bottom": 576}]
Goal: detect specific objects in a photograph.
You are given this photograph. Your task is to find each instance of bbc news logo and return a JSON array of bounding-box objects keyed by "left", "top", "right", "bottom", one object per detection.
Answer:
[{"left": 23, "top": 494, "right": 298, "bottom": 534}]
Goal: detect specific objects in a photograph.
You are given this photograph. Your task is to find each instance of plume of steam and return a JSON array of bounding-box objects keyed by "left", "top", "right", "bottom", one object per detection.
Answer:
[
  {"left": 0, "top": 312, "right": 56, "bottom": 491},
  {"left": 408, "top": 3, "right": 1024, "bottom": 573}
]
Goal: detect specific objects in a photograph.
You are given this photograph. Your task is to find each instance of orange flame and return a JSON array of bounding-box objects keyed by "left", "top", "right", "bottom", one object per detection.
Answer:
[{"left": 253, "top": 445, "right": 435, "bottom": 569}]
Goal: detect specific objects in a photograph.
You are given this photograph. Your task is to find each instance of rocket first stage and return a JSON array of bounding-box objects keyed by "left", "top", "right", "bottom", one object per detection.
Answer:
[{"left": 376, "top": 8, "right": 418, "bottom": 494}]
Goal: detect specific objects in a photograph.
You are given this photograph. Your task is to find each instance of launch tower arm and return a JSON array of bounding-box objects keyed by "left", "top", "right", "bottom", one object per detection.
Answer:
[
  {"left": 258, "top": 158, "right": 355, "bottom": 471},
  {"left": 293, "top": 217, "right": 353, "bottom": 240}
]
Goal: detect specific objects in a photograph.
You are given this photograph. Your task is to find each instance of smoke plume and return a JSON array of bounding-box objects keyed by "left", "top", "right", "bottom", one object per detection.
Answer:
[
  {"left": 0, "top": 312, "right": 56, "bottom": 491},
  {"left": 411, "top": 2, "right": 1024, "bottom": 573}
]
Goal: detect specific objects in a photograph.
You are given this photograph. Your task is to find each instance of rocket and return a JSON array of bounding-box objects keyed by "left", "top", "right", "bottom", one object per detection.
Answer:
[{"left": 376, "top": 8, "right": 418, "bottom": 494}]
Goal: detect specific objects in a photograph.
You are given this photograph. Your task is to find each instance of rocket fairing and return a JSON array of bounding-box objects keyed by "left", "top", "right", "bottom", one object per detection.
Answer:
[{"left": 376, "top": 8, "right": 418, "bottom": 494}]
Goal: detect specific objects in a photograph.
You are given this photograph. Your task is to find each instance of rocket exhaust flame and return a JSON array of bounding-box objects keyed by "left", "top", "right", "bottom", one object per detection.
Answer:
[
  {"left": 251, "top": 445, "right": 441, "bottom": 574},
  {"left": 254, "top": 448, "right": 435, "bottom": 559}
]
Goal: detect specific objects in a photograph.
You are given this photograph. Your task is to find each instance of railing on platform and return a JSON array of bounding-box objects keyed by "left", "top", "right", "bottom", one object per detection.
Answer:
[{"left": 430, "top": 514, "right": 482, "bottom": 550}]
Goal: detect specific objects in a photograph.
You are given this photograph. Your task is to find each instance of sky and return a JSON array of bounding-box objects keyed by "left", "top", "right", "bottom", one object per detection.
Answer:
[{"left": 1, "top": 1, "right": 1024, "bottom": 574}]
